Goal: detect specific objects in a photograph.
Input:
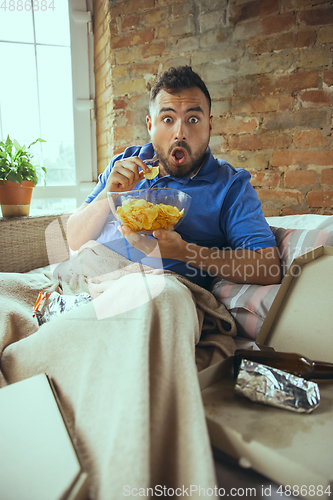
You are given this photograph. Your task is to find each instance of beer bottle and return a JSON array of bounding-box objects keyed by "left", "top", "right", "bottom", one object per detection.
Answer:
[{"left": 233, "top": 349, "right": 333, "bottom": 380}]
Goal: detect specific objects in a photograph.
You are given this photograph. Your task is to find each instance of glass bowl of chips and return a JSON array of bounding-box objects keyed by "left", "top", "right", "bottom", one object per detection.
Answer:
[{"left": 107, "top": 188, "right": 191, "bottom": 234}]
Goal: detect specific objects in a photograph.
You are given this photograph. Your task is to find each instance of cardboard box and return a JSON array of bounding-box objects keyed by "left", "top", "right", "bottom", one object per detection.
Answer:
[
  {"left": 0, "top": 374, "right": 89, "bottom": 500},
  {"left": 199, "top": 246, "right": 333, "bottom": 500}
]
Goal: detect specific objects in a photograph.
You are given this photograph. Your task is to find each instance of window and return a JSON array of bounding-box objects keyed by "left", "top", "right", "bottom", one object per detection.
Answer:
[{"left": 0, "top": 0, "right": 97, "bottom": 215}]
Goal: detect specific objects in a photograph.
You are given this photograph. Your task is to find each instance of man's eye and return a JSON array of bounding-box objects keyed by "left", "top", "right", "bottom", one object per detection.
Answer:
[
  {"left": 163, "top": 117, "right": 172, "bottom": 123},
  {"left": 189, "top": 117, "right": 199, "bottom": 124}
]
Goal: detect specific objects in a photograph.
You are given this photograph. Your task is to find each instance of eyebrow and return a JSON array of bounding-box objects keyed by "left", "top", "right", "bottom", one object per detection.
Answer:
[
  {"left": 159, "top": 107, "right": 175, "bottom": 115},
  {"left": 158, "top": 106, "right": 205, "bottom": 115}
]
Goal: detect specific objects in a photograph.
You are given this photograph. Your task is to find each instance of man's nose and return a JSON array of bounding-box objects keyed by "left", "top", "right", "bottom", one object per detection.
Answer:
[{"left": 174, "top": 119, "right": 186, "bottom": 141}]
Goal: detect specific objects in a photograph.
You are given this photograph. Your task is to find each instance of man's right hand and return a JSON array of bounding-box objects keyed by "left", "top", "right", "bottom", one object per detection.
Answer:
[
  {"left": 67, "top": 156, "right": 154, "bottom": 251},
  {"left": 106, "top": 156, "right": 152, "bottom": 193}
]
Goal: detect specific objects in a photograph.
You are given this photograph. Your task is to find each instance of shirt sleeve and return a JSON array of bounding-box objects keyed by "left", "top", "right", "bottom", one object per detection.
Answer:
[{"left": 221, "top": 169, "right": 277, "bottom": 250}]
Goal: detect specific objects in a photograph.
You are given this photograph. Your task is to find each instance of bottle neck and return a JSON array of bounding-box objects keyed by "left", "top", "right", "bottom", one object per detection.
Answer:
[{"left": 312, "top": 361, "right": 333, "bottom": 379}]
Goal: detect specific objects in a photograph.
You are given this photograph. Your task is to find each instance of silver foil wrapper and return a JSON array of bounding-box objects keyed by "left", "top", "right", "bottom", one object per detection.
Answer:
[
  {"left": 234, "top": 359, "right": 320, "bottom": 413},
  {"left": 33, "top": 291, "right": 92, "bottom": 326}
]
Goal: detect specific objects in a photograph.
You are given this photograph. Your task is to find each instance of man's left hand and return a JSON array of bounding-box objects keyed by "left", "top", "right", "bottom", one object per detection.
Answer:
[{"left": 118, "top": 225, "right": 184, "bottom": 260}]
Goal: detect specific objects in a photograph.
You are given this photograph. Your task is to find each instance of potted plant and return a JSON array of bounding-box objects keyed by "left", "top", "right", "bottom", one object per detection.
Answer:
[{"left": 0, "top": 136, "right": 46, "bottom": 217}]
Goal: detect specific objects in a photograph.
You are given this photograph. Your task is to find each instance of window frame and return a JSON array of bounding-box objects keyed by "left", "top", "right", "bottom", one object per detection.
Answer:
[{"left": 31, "top": 0, "right": 97, "bottom": 209}]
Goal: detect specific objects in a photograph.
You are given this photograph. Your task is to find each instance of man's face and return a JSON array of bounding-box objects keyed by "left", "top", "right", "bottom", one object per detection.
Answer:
[{"left": 146, "top": 87, "right": 212, "bottom": 178}]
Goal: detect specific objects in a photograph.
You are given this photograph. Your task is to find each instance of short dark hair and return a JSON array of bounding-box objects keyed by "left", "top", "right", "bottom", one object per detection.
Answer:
[{"left": 149, "top": 66, "right": 211, "bottom": 114}]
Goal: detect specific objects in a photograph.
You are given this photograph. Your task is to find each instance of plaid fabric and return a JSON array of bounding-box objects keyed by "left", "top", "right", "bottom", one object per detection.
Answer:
[{"left": 211, "top": 226, "right": 333, "bottom": 339}]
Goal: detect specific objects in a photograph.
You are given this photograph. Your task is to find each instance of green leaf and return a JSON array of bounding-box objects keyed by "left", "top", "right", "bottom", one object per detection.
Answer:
[
  {"left": 28, "top": 138, "right": 46, "bottom": 148},
  {"left": 0, "top": 135, "right": 46, "bottom": 186},
  {"left": 13, "top": 139, "right": 22, "bottom": 151}
]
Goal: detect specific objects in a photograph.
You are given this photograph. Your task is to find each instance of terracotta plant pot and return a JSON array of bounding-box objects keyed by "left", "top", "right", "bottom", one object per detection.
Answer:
[{"left": 0, "top": 180, "right": 34, "bottom": 217}]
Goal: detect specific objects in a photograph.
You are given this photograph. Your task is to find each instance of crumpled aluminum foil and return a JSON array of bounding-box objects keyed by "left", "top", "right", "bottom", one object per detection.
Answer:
[
  {"left": 33, "top": 291, "right": 92, "bottom": 326},
  {"left": 234, "top": 359, "right": 320, "bottom": 413}
]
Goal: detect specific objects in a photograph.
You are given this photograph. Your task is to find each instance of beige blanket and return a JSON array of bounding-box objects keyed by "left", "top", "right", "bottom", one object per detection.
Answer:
[{"left": 0, "top": 242, "right": 237, "bottom": 499}]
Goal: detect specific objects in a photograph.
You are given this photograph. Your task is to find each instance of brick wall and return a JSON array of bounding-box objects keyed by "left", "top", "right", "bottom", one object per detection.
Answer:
[{"left": 93, "top": 0, "right": 333, "bottom": 216}]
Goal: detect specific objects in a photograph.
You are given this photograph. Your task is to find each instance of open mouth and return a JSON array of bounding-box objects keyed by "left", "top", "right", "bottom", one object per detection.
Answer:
[{"left": 171, "top": 147, "right": 187, "bottom": 165}]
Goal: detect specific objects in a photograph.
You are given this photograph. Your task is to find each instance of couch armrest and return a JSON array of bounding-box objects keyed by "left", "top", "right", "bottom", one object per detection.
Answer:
[{"left": 0, "top": 214, "right": 70, "bottom": 273}]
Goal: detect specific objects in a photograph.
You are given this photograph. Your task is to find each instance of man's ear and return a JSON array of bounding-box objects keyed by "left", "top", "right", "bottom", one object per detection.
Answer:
[
  {"left": 146, "top": 115, "right": 152, "bottom": 134},
  {"left": 209, "top": 115, "right": 213, "bottom": 132}
]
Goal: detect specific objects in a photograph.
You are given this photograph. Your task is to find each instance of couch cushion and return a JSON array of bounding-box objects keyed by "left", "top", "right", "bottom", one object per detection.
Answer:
[
  {"left": 271, "top": 226, "right": 333, "bottom": 276},
  {"left": 211, "top": 227, "right": 333, "bottom": 339}
]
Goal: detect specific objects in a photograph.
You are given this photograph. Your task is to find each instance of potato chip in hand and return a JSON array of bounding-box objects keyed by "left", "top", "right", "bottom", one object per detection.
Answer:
[{"left": 144, "top": 165, "right": 159, "bottom": 179}]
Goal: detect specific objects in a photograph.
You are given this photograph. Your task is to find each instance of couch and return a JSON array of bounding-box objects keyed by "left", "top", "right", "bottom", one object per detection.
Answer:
[{"left": 1, "top": 212, "right": 332, "bottom": 500}]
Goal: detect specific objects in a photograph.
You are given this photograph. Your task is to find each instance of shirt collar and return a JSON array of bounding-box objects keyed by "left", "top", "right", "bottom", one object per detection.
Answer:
[{"left": 149, "top": 145, "right": 219, "bottom": 185}]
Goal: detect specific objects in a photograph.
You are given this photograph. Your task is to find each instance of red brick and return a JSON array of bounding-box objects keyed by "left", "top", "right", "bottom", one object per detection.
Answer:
[
  {"left": 129, "top": 94, "right": 150, "bottom": 109},
  {"left": 282, "top": 0, "right": 328, "bottom": 10},
  {"left": 113, "top": 78, "right": 147, "bottom": 97},
  {"left": 113, "top": 145, "right": 127, "bottom": 156},
  {"left": 284, "top": 170, "right": 317, "bottom": 188},
  {"left": 125, "top": 109, "right": 146, "bottom": 124},
  {"left": 249, "top": 171, "right": 280, "bottom": 188},
  {"left": 263, "top": 208, "right": 281, "bottom": 217},
  {"left": 293, "top": 131, "right": 327, "bottom": 149},
  {"left": 298, "top": 47, "right": 331, "bottom": 69},
  {"left": 263, "top": 109, "right": 329, "bottom": 131},
  {"left": 110, "top": 29, "right": 155, "bottom": 50},
  {"left": 130, "top": 62, "right": 159, "bottom": 77},
  {"left": 271, "top": 150, "right": 333, "bottom": 167},
  {"left": 234, "top": 77, "right": 254, "bottom": 97},
  {"left": 261, "top": 12, "right": 296, "bottom": 36},
  {"left": 307, "top": 191, "right": 333, "bottom": 208},
  {"left": 122, "top": 14, "right": 141, "bottom": 31},
  {"left": 229, "top": 0, "right": 278, "bottom": 24},
  {"left": 173, "top": 1, "right": 195, "bottom": 18},
  {"left": 214, "top": 117, "right": 258, "bottom": 135},
  {"left": 295, "top": 30, "right": 317, "bottom": 49},
  {"left": 258, "top": 71, "right": 318, "bottom": 94},
  {"left": 318, "top": 26, "right": 333, "bottom": 43},
  {"left": 110, "top": 0, "right": 155, "bottom": 17},
  {"left": 232, "top": 94, "right": 293, "bottom": 114},
  {"left": 257, "top": 189, "right": 304, "bottom": 206},
  {"left": 252, "top": 30, "right": 318, "bottom": 57},
  {"left": 299, "top": 8, "right": 333, "bottom": 27},
  {"left": 229, "top": 133, "right": 292, "bottom": 151},
  {"left": 321, "top": 169, "right": 333, "bottom": 186},
  {"left": 112, "top": 65, "right": 127, "bottom": 79},
  {"left": 114, "top": 124, "right": 145, "bottom": 142},
  {"left": 299, "top": 90, "right": 332, "bottom": 108},
  {"left": 145, "top": 6, "right": 168, "bottom": 25},
  {"left": 248, "top": 33, "right": 290, "bottom": 54},
  {"left": 113, "top": 98, "right": 128, "bottom": 110},
  {"left": 323, "top": 70, "right": 333, "bottom": 87},
  {"left": 142, "top": 41, "right": 166, "bottom": 59}
]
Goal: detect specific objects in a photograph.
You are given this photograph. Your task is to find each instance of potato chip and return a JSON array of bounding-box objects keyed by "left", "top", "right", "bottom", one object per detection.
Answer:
[
  {"left": 116, "top": 198, "right": 184, "bottom": 232},
  {"left": 144, "top": 165, "right": 159, "bottom": 179}
]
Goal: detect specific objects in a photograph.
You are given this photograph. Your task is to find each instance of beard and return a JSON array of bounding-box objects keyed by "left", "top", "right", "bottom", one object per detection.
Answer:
[{"left": 153, "top": 140, "right": 209, "bottom": 178}]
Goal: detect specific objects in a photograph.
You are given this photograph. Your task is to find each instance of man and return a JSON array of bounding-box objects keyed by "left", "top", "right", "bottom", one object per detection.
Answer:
[
  {"left": 0, "top": 67, "right": 281, "bottom": 500},
  {"left": 67, "top": 65, "right": 281, "bottom": 289}
]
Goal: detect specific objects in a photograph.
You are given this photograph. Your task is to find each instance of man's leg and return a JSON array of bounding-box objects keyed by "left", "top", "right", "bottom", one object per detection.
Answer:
[{"left": 1, "top": 273, "right": 218, "bottom": 499}]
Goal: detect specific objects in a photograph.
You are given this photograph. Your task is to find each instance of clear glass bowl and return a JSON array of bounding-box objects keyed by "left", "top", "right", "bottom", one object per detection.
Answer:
[{"left": 107, "top": 188, "right": 191, "bottom": 234}]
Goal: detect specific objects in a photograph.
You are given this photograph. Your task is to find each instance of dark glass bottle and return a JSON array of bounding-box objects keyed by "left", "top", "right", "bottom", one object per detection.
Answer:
[{"left": 233, "top": 349, "right": 333, "bottom": 380}]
